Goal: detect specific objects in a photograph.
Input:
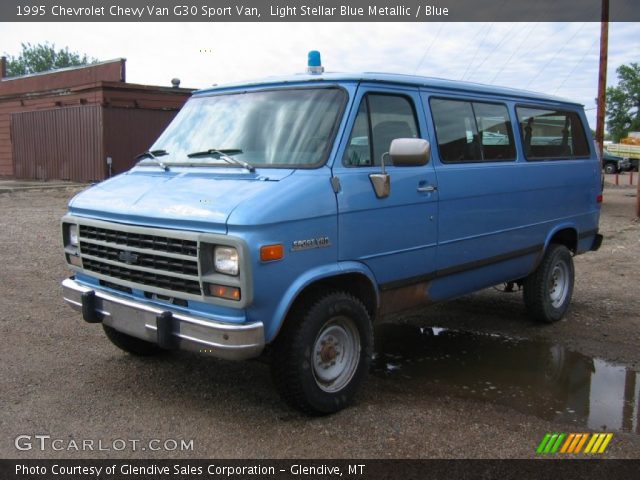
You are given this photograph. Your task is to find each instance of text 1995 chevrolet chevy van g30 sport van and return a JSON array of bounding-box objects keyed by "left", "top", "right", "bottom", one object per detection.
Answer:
[{"left": 62, "top": 52, "right": 603, "bottom": 414}]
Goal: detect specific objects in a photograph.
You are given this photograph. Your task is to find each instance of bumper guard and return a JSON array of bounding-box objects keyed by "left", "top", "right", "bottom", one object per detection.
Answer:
[{"left": 62, "top": 277, "right": 264, "bottom": 360}]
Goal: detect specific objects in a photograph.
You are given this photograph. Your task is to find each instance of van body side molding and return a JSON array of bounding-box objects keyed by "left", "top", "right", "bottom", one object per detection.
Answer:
[{"left": 379, "top": 244, "right": 544, "bottom": 292}]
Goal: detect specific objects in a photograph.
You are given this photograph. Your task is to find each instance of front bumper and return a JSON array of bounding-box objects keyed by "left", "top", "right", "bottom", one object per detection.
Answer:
[{"left": 62, "top": 277, "right": 264, "bottom": 360}]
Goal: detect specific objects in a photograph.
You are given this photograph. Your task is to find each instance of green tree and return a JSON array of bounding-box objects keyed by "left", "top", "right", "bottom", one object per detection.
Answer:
[
  {"left": 4, "top": 42, "right": 97, "bottom": 77},
  {"left": 605, "top": 63, "right": 640, "bottom": 142}
]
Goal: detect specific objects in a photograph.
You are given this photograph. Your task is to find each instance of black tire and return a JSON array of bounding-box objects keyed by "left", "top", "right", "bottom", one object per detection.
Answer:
[
  {"left": 271, "top": 291, "right": 373, "bottom": 415},
  {"left": 604, "top": 163, "right": 616, "bottom": 174},
  {"left": 523, "top": 244, "right": 574, "bottom": 323},
  {"left": 102, "top": 324, "right": 164, "bottom": 356}
]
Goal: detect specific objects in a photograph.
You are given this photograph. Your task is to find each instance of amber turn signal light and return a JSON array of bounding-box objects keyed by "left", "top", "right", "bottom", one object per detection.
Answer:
[
  {"left": 260, "top": 244, "right": 284, "bottom": 262},
  {"left": 207, "top": 284, "right": 241, "bottom": 301}
]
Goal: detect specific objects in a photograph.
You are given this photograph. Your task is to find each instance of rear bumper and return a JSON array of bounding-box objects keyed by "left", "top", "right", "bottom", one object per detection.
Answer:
[
  {"left": 591, "top": 233, "right": 603, "bottom": 252},
  {"left": 62, "top": 277, "right": 264, "bottom": 360}
]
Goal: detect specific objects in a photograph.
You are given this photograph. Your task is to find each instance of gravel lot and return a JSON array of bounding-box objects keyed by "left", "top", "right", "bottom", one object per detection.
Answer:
[{"left": 1, "top": 184, "right": 638, "bottom": 459}]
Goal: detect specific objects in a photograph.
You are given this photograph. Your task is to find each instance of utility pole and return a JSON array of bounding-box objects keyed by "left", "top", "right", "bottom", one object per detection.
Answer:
[{"left": 595, "top": 0, "right": 609, "bottom": 158}]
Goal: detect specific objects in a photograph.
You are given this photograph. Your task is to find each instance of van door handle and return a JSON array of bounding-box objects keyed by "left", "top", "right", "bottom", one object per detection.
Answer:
[{"left": 417, "top": 184, "right": 437, "bottom": 193}]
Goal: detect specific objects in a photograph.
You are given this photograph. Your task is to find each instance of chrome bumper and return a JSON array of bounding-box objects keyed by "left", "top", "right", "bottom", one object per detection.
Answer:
[{"left": 62, "top": 277, "right": 264, "bottom": 360}]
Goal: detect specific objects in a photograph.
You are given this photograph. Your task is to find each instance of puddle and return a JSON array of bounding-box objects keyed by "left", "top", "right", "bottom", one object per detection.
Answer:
[{"left": 372, "top": 324, "right": 640, "bottom": 434}]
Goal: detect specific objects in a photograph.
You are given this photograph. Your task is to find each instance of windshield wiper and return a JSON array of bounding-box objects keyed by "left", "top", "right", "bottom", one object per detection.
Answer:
[
  {"left": 135, "top": 149, "right": 170, "bottom": 171},
  {"left": 186, "top": 149, "right": 255, "bottom": 173}
]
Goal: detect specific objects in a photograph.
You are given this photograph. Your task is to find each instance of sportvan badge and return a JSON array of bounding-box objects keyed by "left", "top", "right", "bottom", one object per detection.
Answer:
[{"left": 292, "top": 236, "right": 330, "bottom": 251}]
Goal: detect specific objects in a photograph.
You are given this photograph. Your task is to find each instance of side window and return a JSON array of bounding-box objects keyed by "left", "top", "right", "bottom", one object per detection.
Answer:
[
  {"left": 430, "top": 98, "right": 516, "bottom": 163},
  {"left": 368, "top": 95, "right": 419, "bottom": 166},
  {"left": 474, "top": 102, "right": 516, "bottom": 160},
  {"left": 517, "top": 107, "right": 590, "bottom": 160},
  {"left": 430, "top": 99, "right": 480, "bottom": 162},
  {"left": 343, "top": 94, "right": 419, "bottom": 167},
  {"left": 343, "top": 100, "right": 371, "bottom": 166}
]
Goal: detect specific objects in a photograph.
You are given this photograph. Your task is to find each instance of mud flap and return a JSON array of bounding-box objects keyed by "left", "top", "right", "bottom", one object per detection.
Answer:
[{"left": 591, "top": 234, "right": 603, "bottom": 251}]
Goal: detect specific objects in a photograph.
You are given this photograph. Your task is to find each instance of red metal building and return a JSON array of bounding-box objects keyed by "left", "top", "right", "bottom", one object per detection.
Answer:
[{"left": 0, "top": 58, "right": 192, "bottom": 182}]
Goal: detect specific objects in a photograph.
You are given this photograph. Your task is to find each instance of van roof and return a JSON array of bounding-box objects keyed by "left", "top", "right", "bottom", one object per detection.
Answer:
[{"left": 195, "top": 72, "right": 581, "bottom": 106}]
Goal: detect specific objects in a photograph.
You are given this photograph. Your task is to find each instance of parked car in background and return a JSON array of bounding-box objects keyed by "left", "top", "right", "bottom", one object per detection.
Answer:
[{"left": 602, "top": 150, "right": 631, "bottom": 174}]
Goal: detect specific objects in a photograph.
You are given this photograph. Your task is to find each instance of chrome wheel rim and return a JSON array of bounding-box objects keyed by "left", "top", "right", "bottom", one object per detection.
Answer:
[
  {"left": 549, "top": 261, "right": 570, "bottom": 308},
  {"left": 312, "top": 316, "right": 360, "bottom": 393}
]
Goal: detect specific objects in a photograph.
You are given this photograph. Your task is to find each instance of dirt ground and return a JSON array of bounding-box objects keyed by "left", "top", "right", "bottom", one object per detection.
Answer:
[{"left": 0, "top": 184, "right": 638, "bottom": 459}]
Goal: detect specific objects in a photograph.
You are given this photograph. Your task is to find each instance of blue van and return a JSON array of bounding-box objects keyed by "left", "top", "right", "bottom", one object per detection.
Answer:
[{"left": 62, "top": 53, "right": 602, "bottom": 414}]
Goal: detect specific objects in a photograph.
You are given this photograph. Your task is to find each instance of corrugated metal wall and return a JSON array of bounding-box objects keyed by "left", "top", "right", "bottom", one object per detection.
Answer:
[
  {"left": 102, "top": 108, "right": 177, "bottom": 175},
  {"left": 11, "top": 106, "right": 178, "bottom": 181},
  {"left": 12, "top": 105, "right": 103, "bottom": 182}
]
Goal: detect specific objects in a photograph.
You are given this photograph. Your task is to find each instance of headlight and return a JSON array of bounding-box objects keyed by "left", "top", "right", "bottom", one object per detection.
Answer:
[
  {"left": 69, "top": 224, "right": 79, "bottom": 247},
  {"left": 214, "top": 246, "right": 239, "bottom": 276}
]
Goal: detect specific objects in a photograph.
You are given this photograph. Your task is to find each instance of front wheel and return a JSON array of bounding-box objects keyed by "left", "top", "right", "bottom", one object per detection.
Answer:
[
  {"left": 271, "top": 291, "right": 373, "bottom": 415},
  {"left": 604, "top": 163, "right": 616, "bottom": 174},
  {"left": 523, "top": 244, "right": 575, "bottom": 323}
]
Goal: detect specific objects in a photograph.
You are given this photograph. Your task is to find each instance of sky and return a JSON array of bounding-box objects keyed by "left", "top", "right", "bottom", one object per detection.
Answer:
[{"left": 1, "top": 21, "right": 639, "bottom": 128}]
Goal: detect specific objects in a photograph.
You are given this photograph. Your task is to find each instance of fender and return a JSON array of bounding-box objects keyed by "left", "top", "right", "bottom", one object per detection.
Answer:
[
  {"left": 530, "top": 222, "right": 579, "bottom": 272},
  {"left": 266, "top": 261, "right": 379, "bottom": 342},
  {"left": 543, "top": 222, "right": 578, "bottom": 251}
]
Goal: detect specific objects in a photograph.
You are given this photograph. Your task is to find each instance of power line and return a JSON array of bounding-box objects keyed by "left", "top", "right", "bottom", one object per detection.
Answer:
[
  {"left": 489, "top": 22, "right": 538, "bottom": 84},
  {"left": 525, "top": 22, "right": 589, "bottom": 89},
  {"left": 455, "top": 24, "right": 487, "bottom": 78},
  {"left": 461, "top": 22, "right": 494, "bottom": 81},
  {"left": 466, "top": 22, "right": 520, "bottom": 83},
  {"left": 413, "top": 22, "right": 445, "bottom": 74},
  {"left": 553, "top": 35, "right": 599, "bottom": 95}
]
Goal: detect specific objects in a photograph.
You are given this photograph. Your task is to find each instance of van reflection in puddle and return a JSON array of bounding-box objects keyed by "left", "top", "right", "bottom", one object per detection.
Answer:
[{"left": 372, "top": 324, "right": 640, "bottom": 434}]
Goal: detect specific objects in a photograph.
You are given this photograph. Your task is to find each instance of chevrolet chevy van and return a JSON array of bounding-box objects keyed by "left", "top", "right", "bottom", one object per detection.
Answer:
[{"left": 62, "top": 52, "right": 602, "bottom": 414}]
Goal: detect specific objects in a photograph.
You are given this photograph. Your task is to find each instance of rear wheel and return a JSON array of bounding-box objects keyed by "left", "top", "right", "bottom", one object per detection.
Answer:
[
  {"left": 523, "top": 244, "right": 574, "bottom": 323},
  {"left": 271, "top": 291, "right": 373, "bottom": 415},
  {"left": 604, "top": 163, "right": 616, "bottom": 174},
  {"left": 102, "top": 324, "right": 163, "bottom": 356}
]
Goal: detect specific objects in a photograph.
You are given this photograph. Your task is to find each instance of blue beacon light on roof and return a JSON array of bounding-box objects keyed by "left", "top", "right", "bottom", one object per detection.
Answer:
[{"left": 306, "top": 50, "right": 324, "bottom": 74}]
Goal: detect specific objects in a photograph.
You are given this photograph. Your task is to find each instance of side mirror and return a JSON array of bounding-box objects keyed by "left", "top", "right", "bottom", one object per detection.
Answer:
[{"left": 389, "top": 138, "right": 431, "bottom": 166}]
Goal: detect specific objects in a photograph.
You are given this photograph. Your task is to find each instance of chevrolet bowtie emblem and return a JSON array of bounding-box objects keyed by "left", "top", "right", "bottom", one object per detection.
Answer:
[{"left": 118, "top": 251, "right": 139, "bottom": 265}]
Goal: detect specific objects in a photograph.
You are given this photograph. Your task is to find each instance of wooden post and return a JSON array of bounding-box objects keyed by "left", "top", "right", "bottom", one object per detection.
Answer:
[
  {"left": 637, "top": 170, "right": 640, "bottom": 217},
  {"left": 595, "top": 0, "right": 609, "bottom": 160}
]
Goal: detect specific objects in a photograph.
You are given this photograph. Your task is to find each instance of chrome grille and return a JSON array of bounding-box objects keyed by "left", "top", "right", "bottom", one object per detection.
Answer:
[
  {"left": 78, "top": 224, "right": 201, "bottom": 296},
  {"left": 79, "top": 225, "right": 197, "bottom": 256}
]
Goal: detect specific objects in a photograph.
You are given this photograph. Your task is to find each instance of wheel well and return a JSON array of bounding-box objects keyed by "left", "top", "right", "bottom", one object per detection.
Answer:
[
  {"left": 549, "top": 228, "right": 578, "bottom": 253},
  {"left": 288, "top": 273, "right": 378, "bottom": 321}
]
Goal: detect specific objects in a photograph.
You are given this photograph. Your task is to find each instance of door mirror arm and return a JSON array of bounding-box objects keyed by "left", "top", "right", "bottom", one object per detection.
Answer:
[{"left": 369, "top": 152, "right": 391, "bottom": 199}]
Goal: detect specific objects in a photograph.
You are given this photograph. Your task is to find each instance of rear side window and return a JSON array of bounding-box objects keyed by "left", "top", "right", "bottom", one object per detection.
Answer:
[
  {"left": 517, "top": 107, "right": 590, "bottom": 160},
  {"left": 430, "top": 98, "right": 516, "bottom": 163},
  {"left": 343, "top": 94, "right": 419, "bottom": 167}
]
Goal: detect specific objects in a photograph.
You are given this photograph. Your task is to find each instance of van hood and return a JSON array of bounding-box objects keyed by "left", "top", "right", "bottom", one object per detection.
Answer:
[{"left": 68, "top": 168, "right": 294, "bottom": 232}]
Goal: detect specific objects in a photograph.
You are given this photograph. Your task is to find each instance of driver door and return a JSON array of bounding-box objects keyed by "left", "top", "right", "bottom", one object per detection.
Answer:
[{"left": 332, "top": 86, "right": 439, "bottom": 298}]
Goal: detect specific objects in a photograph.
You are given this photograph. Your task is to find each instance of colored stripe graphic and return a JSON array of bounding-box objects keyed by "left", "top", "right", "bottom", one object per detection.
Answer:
[
  {"left": 560, "top": 433, "right": 575, "bottom": 453},
  {"left": 550, "top": 433, "right": 566, "bottom": 453},
  {"left": 536, "top": 433, "right": 613, "bottom": 454},
  {"left": 584, "top": 433, "right": 599, "bottom": 453},
  {"left": 598, "top": 434, "right": 613, "bottom": 453},
  {"left": 536, "top": 433, "right": 552, "bottom": 454},
  {"left": 544, "top": 433, "right": 559, "bottom": 453},
  {"left": 574, "top": 433, "right": 589, "bottom": 453}
]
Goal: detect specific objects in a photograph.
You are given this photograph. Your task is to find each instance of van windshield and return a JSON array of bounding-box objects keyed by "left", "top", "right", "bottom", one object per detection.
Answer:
[{"left": 149, "top": 87, "right": 346, "bottom": 168}]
